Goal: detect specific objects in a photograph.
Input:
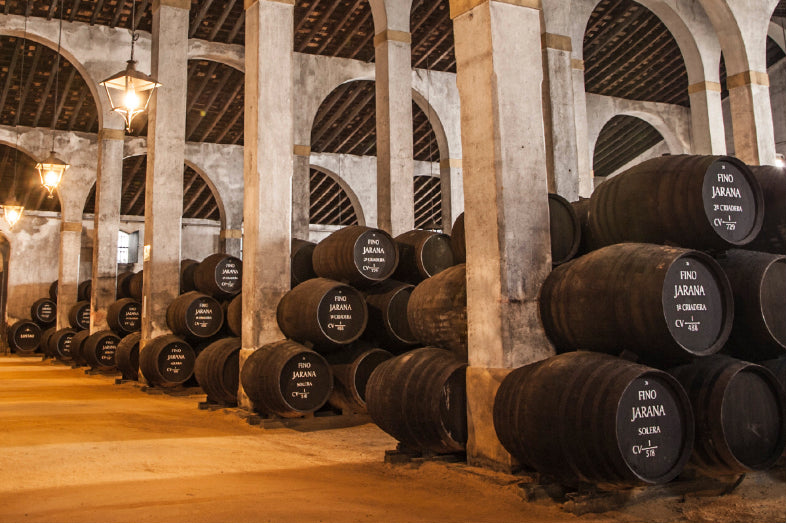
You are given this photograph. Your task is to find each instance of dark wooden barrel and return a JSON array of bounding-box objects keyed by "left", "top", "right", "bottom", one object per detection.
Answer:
[
  {"left": 366, "top": 347, "right": 467, "bottom": 454},
  {"left": 494, "top": 351, "right": 694, "bottom": 486},
  {"left": 68, "top": 301, "right": 91, "bottom": 331},
  {"left": 40, "top": 326, "right": 57, "bottom": 357},
  {"left": 115, "top": 332, "right": 141, "bottom": 381},
  {"left": 68, "top": 330, "right": 91, "bottom": 366},
  {"left": 291, "top": 238, "right": 317, "bottom": 288},
  {"left": 107, "top": 298, "right": 142, "bottom": 336},
  {"left": 7, "top": 320, "right": 42, "bottom": 354},
  {"left": 406, "top": 264, "right": 467, "bottom": 360},
  {"left": 669, "top": 355, "right": 785, "bottom": 474},
  {"left": 277, "top": 278, "right": 368, "bottom": 351},
  {"left": 139, "top": 334, "right": 196, "bottom": 387},
  {"left": 49, "top": 280, "right": 58, "bottom": 300},
  {"left": 82, "top": 330, "right": 120, "bottom": 371},
  {"left": 128, "top": 271, "right": 144, "bottom": 300},
  {"left": 540, "top": 243, "right": 734, "bottom": 366},
  {"left": 166, "top": 291, "right": 224, "bottom": 341},
  {"left": 116, "top": 271, "right": 135, "bottom": 299},
  {"left": 77, "top": 279, "right": 92, "bottom": 301},
  {"left": 716, "top": 250, "right": 785, "bottom": 360},
  {"left": 746, "top": 165, "right": 785, "bottom": 254},
  {"left": 570, "top": 197, "right": 597, "bottom": 256},
  {"left": 50, "top": 328, "right": 76, "bottom": 362},
  {"left": 194, "top": 337, "right": 240, "bottom": 405},
  {"left": 759, "top": 357, "right": 785, "bottom": 389},
  {"left": 392, "top": 229, "right": 455, "bottom": 284},
  {"left": 180, "top": 259, "right": 199, "bottom": 294},
  {"left": 450, "top": 213, "right": 466, "bottom": 263},
  {"left": 240, "top": 339, "right": 333, "bottom": 417},
  {"left": 588, "top": 155, "right": 764, "bottom": 250},
  {"left": 31, "top": 298, "right": 57, "bottom": 327},
  {"left": 194, "top": 253, "right": 243, "bottom": 299},
  {"left": 327, "top": 345, "right": 393, "bottom": 414},
  {"left": 362, "top": 280, "right": 418, "bottom": 352},
  {"left": 225, "top": 294, "right": 241, "bottom": 337},
  {"left": 312, "top": 226, "right": 399, "bottom": 287},
  {"left": 548, "top": 193, "right": 582, "bottom": 264}
]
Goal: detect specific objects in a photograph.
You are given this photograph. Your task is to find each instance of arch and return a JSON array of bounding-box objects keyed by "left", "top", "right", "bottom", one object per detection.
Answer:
[
  {"left": 768, "top": 20, "right": 786, "bottom": 52},
  {"left": 308, "top": 164, "right": 366, "bottom": 227},
  {"left": 413, "top": 174, "right": 442, "bottom": 230},
  {"left": 592, "top": 114, "right": 667, "bottom": 178},
  {"left": 183, "top": 158, "right": 227, "bottom": 227},
  {"left": 411, "top": 87, "right": 450, "bottom": 160},
  {"left": 187, "top": 40, "right": 245, "bottom": 72},
  {"left": 589, "top": 108, "right": 684, "bottom": 162},
  {"left": 185, "top": 58, "right": 245, "bottom": 144}
]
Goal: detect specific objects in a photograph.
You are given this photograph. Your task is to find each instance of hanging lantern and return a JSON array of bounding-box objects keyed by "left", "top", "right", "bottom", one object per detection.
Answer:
[
  {"left": 3, "top": 201, "right": 24, "bottom": 229},
  {"left": 35, "top": 151, "right": 69, "bottom": 197},
  {"left": 99, "top": 60, "right": 161, "bottom": 132}
]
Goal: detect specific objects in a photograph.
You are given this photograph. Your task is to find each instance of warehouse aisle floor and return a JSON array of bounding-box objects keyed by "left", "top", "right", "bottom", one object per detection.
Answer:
[{"left": 0, "top": 355, "right": 783, "bottom": 523}]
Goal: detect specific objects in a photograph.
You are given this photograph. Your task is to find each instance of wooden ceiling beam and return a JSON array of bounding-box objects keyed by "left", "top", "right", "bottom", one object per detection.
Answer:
[
  {"left": 89, "top": 0, "right": 107, "bottom": 26},
  {"left": 335, "top": 9, "right": 371, "bottom": 59},
  {"left": 47, "top": 0, "right": 58, "bottom": 20},
  {"left": 311, "top": 189, "right": 344, "bottom": 222},
  {"left": 68, "top": 0, "right": 81, "bottom": 23},
  {"left": 295, "top": 0, "right": 321, "bottom": 34},
  {"left": 134, "top": 0, "right": 150, "bottom": 29},
  {"left": 33, "top": 56, "right": 59, "bottom": 128},
  {"left": 197, "top": 78, "right": 242, "bottom": 142},
  {"left": 585, "top": 19, "right": 658, "bottom": 86},
  {"left": 297, "top": 1, "right": 342, "bottom": 54},
  {"left": 190, "top": 0, "right": 215, "bottom": 38},
  {"left": 411, "top": 0, "right": 443, "bottom": 36},
  {"left": 187, "top": 67, "right": 233, "bottom": 139},
  {"left": 318, "top": 89, "right": 374, "bottom": 151},
  {"left": 67, "top": 88, "right": 86, "bottom": 130},
  {"left": 190, "top": 190, "right": 215, "bottom": 218},
  {"left": 208, "top": 0, "right": 236, "bottom": 41},
  {"left": 311, "top": 84, "right": 357, "bottom": 145},
  {"left": 226, "top": 12, "right": 244, "bottom": 43},
  {"left": 335, "top": 108, "right": 375, "bottom": 153},
  {"left": 215, "top": 102, "right": 243, "bottom": 144},
  {"left": 53, "top": 67, "right": 77, "bottom": 127},
  {"left": 583, "top": 0, "right": 631, "bottom": 61},
  {"left": 314, "top": 0, "right": 364, "bottom": 56},
  {"left": 110, "top": 0, "right": 127, "bottom": 27},
  {"left": 0, "top": 39, "right": 23, "bottom": 120},
  {"left": 186, "top": 61, "right": 219, "bottom": 114},
  {"left": 318, "top": 194, "right": 352, "bottom": 225}
]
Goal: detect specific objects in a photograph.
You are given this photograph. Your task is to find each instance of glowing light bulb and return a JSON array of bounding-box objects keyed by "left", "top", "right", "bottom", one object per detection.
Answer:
[
  {"left": 44, "top": 169, "right": 59, "bottom": 187},
  {"left": 123, "top": 87, "right": 141, "bottom": 112},
  {"left": 4, "top": 206, "right": 22, "bottom": 227}
]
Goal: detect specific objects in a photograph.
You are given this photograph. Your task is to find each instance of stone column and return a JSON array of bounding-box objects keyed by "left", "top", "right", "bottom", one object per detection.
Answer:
[
  {"left": 542, "top": 33, "right": 580, "bottom": 201},
  {"left": 90, "top": 127, "right": 125, "bottom": 332},
  {"left": 220, "top": 229, "right": 242, "bottom": 258},
  {"left": 450, "top": 0, "right": 556, "bottom": 470},
  {"left": 140, "top": 0, "right": 188, "bottom": 344},
  {"left": 292, "top": 144, "right": 311, "bottom": 240},
  {"left": 373, "top": 15, "right": 415, "bottom": 236},
  {"left": 240, "top": 0, "right": 294, "bottom": 409},
  {"left": 688, "top": 81, "right": 727, "bottom": 155},
  {"left": 571, "top": 58, "right": 594, "bottom": 197},
  {"left": 727, "top": 71, "right": 776, "bottom": 165},
  {"left": 57, "top": 220, "right": 82, "bottom": 330}
]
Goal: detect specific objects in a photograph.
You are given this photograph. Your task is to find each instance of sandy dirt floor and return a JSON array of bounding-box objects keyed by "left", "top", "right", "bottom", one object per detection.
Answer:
[{"left": 0, "top": 355, "right": 783, "bottom": 522}]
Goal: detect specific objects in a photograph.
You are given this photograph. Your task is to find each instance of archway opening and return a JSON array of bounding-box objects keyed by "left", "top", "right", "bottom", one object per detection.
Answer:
[{"left": 593, "top": 115, "right": 665, "bottom": 179}]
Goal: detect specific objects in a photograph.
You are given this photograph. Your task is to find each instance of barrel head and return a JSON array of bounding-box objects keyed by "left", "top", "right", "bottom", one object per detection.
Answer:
[
  {"left": 352, "top": 229, "right": 398, "bottom": 283},
  {"left": 156, "top": 340, "right": 196, "bottom": 384},
  {"left": 317, "top": 284, "right": 367, "bottom": 345},
  {"left": 185, "top": 296, "right": 224, "bottom": 339},
  {"left": 92, "top": 333, "right": 120, "bottom": 369},
  {"left": 761, "top": 259, "right": 786, "bottom": 348},
  {"left": 278, "top": 351, "right": 332, "bottom": 412},
  {"left": 56, "top": 331, "right": 75, "bottom": 359},
  {"left": 32, "top": 299, "right": 57, "bottom": 325},
  {"left": 119, "top": 300, "right": 142, "bottom": 334},
  {"left": 11, "top": 322, "right": 41, "bottom": 352},
  {"left": 615, "top": 375, "right": 692, "bottom": 484},
  {"left": 212, "top": 256, "right": 242, "bottom": 297},
  {"left": 701, "top": 158, "right": 762, "bottom": 245}
]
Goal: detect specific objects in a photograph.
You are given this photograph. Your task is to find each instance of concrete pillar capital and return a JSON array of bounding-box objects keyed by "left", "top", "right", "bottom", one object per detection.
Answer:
[
  {"left": 450, "top": 0, "right": 541, "bottom": 20},
  {"left": 153, "top": 0, "right": 190, "bottom": 11},
  {"left": 727, "top": 70, "right": 770, "bottom": 89},
  {"left": 373, "top": 30, "right": 412, "bottom": 47},
  {"left": 687, "top": 81, "right": 722, "bottom": 94},
  {"left": 541, "top": 32, "right": 571, "bottom": 52},
  {"left": 98, "top": 128, "right": 126, "bottom": 141},
  {"left": 571, "top": 58, "right": 584, "bottom": 71},
  {"left": 293, "top": 144, "right": 311, "bottom": 157},
  {"left": 60, "top": 221, "right": 82, "bottom": 232}
]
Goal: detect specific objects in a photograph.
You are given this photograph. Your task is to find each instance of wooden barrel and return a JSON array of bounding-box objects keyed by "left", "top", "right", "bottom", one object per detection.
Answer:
[
  {"left": 451, "top": 194, "right": 581, "bottom": 266},
  {"left": 327, "top": 345, "right": 393, "bottom": 414},
  {"left": 115, "top": 332, "right": 141, "bottom": 381},
  {"left": 7, "top": 320, "right": 42, "bottom": 354},
  {"left": 77, "top": 279, "right": 92, "bottom": 301},
  {"left": 570, "top": 197, "right": 597, "bottom": 256},
  {"left": 69, "top": 330, "right": 91, "bottom": 366},
  {"left": 540, "top": 243, "right": 734, "bottom": 366},
  {"left": 50, "top": 328, "right": 76, "bottom": 362},
  {"left": 82, "top": 330, "right": 120, "bottom": 371},
  {"left": 494, "top": 351, "right": 694, "bottom": 486},
  {"left": 240, "top": 339, "right": 333, "bottom": 417},
  {"left": 670, "top": 355, "right": 785, "bottom": 474},
  {"left": 68, "top": 301, "right": 91, "bottom": 331},
  {"left": 392, "top": 229, "right": 455, "bottom": 284},
  {"left": 291, "top": 238, "right": 317, "bottom": 288},
  {"left": 588, "top": 155, "right": 764, "bottom": 250},
  {"left": 406, "top": 264, "right": 467, "bottom": 360},
  {"left": 49, "top": 280, "right": 58, "bottom": 300},
  {"left": 716, "top": 250, "right": 785, "bottom": 360},
  {"left": 107, "top": 298, "right": 142, "bottom": 336},
  {"left": 139, "top": 334, "right": 196, "bottom": 387},
  {"left": 225, "top": 294, "right": 241, "bottom": 337},
  {"left": 759, "top": 357, "right": 785, "bottom": 389},
  {"left": 31, "top": 298, "right": 57, "bottom": 327},
  {"left": 166, "top": 291, "right": 224, "bottom": 341},
  {"left": 194, "top": 253, "right": 242, "bottom": 299},
  {"left": 180, "top": 259, "right": 199, "bottom": 294},
  {"left": 312, "top": 226, "right": 399, "bottom": 287},
  {"left": 366, "top": 347, "right": 467, "bottom": 454},
  {"left": 746, "top": 165, "right": 785, "bottom": 254},
  {"left": 362, "top": 280, "right": 418, "bottom": 352},
  {"left": 194, "top": 337, "right": 240, "bottom": 405},
  {"left": 450, "top": 213, "right": 465, "bottom": 263},
  {"left": 128, "top": 271, "right": 143, "bottom": 300},
  {"left": 277, "top": 278, "right": 368, "bottom": 351},
  {"left": 40, "top": 326, "right": 57, "bottom": 358},
  {"left": 116, "top": 271, "right": 135, "bottom": 299}
]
